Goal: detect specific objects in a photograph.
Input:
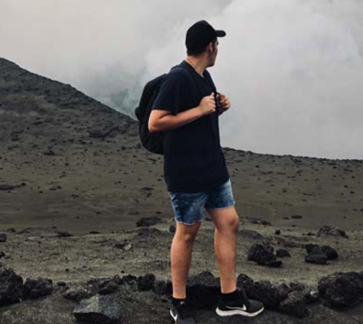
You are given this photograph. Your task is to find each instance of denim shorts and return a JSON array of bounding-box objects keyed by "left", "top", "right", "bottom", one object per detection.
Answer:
[{"left": 168, "top": 178, "right": 236, "bottom": 226}]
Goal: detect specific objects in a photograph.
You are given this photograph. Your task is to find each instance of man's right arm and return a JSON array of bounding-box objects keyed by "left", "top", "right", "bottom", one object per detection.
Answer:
[{"left": 149, "top": 106, "right": 203, "bottom": 133}]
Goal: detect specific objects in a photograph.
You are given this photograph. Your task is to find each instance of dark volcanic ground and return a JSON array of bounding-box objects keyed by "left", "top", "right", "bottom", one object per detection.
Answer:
[{"left": 1, "top": 57, "right": 363, "bottom": 323}]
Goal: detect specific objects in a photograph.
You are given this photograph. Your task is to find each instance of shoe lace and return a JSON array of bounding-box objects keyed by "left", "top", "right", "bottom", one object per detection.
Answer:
[
  {"left": 177, "top": 301, "right": 193, "bottom": 319},
  {"left": 236, "top": 288, "right": 251, "bottom": 309}
]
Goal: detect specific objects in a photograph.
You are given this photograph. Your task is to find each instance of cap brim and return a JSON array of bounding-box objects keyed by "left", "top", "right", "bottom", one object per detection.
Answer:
[{"left": 215, "top": 30, "right": 226, "bottom": 37}]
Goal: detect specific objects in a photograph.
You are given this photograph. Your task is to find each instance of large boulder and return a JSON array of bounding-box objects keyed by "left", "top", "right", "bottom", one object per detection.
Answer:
[
  {"left": 318, "top": 271, "right": 363, "bottom": 308},
  {"left": 279, "top": 290, "right": 310, "bottom": 318},
  {"left": 305, "top": 253, "right": 327, "bottom": 265},
  {"left": 0, "top": 267, "right": 24, "bottom": 306},
  {"left": 305, "top": 244, "right": 339, "bottom": 259},
  {"left": 136, "top": 273, "right": 156, "bottom": 291},
  {"left": 317, "top": 226, "right": 349, "bottom": 239},
  {"left": 247, "top": 242, "right": 282, "bottom": 267},
  {"left": 87, "top": 276, "right": 122, "bottom": 295},
  {"left": 23, "top": 277, "right": 53, "bottom": 299},
  {"left": 243, "top": 279, "right": 287, "bottom": 310},
  {"left": 73, "top": 294, "right": 121, "bottom": 324}
]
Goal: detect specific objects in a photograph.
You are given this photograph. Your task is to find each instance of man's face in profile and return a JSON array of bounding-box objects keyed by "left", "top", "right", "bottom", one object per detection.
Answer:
[{"left": 208, "top": 40, "right": 219, "bottom": 67}]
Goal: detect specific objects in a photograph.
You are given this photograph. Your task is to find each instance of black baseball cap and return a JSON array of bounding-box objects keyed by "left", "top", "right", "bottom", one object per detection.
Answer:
[{"left": 186, "top": 20, "right": 226, "bottom": 51}]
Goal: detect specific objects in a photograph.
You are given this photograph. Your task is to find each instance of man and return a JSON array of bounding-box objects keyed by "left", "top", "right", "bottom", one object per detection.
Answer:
[{"left": 149, "top": 20, "right": 265, "bottom": 324}]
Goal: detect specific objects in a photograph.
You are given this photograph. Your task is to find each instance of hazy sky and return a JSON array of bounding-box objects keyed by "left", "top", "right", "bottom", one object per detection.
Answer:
[{"left": 1, "top": 0, "right": 362, "bottom": 159}]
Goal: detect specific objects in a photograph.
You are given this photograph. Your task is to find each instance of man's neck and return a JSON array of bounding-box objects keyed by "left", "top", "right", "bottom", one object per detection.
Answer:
[{"left": 184, "top": 56, "right": 207, "bottom": 77}]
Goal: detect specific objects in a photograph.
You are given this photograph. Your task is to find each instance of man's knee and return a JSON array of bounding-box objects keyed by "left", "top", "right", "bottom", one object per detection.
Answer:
[
  {"left": 216, "top": 217, "right": 238, "bottom": 235},
  {"left": 175, "top": 221, "right": 201, "bottom": 242},
  {"left": 208, "top": 207, "right": 239, "bottom": 232},
  {"left": 227, "top": 213, "right": 239, "bottom": 231}
]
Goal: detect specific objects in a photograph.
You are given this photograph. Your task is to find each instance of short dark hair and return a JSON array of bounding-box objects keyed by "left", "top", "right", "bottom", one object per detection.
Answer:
[{"left": 187, "top": 38, "right": 217, "bottom": 56}]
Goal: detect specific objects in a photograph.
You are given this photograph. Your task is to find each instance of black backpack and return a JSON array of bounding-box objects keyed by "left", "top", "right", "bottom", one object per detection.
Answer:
[
  {"left": 135, "top": 72, "right": 167, "bottom": 155},
  {"left": 134, "top": 64, "right": 218, "bottom": 155}
]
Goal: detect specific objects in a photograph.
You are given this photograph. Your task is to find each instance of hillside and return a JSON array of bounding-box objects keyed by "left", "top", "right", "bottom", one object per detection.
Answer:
[{"left": 0, "top": 57, "right": 363, "bottom": 323}]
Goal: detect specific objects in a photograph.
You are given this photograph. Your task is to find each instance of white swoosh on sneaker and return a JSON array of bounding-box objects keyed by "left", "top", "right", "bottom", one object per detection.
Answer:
[
  {"left": 171, "top": 312, "right": 178, "bottom": 321},
  {"left": 226, "top": 304, "right": 247, "bottom": 311}
]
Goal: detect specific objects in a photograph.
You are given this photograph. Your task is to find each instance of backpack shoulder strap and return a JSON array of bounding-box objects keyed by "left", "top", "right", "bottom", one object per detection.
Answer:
[
  {"left": 173, "top": 63, "right": 218, "bottom": 95},
  {"left": 172, "top": 63, "right": 203, "bottom": 98},
  {"left": 204, "top": 69, "right": 218, "bottom": 93}
]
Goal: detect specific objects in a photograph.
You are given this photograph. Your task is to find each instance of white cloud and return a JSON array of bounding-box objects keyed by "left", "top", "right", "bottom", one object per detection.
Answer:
[{"left": 0, "top": 0, "right": 362, "bottom": 159}]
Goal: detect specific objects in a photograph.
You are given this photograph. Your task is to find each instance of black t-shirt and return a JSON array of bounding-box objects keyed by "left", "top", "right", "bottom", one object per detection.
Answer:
[{"left": 151, "top": 60, "right": 230, "bottom": 193}]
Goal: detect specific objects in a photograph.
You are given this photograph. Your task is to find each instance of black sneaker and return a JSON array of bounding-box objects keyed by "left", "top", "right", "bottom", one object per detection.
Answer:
[
  {"left": 170, "top": 300, "right": 196, "bottom": 324},
  {"left": 216, "top": 288, "right": 264, "bottom": 317}
]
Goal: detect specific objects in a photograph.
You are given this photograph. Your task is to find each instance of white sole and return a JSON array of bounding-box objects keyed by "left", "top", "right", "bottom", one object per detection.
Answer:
[
  {"left": 216, "top": 306, "right": 264, "bottom": 317},
  {"left": 170, "top": 309, "right": 177, "bottom": 322}
]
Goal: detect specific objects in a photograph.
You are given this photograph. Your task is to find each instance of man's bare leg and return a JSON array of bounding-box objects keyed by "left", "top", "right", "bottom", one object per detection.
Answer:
[
  {"left": 170, "top": 221, "right": 202, "bottom": 298},
  {"left": 206, "top": 206, "right": 239, "bottom": 293}
]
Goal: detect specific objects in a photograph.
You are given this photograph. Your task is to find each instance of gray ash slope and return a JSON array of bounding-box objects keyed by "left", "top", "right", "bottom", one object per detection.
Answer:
[
  {"left": 0, "top": 57, "right": 136, "bottom": 145},
  {"left": 1, "top": 57, "right": 363, "bottom": 323}
]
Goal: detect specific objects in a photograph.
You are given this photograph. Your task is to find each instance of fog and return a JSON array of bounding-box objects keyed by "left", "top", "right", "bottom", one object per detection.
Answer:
[{"left": 1, "top": 0, "right": 362, "bottom": 159}]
